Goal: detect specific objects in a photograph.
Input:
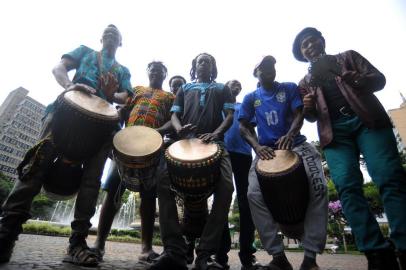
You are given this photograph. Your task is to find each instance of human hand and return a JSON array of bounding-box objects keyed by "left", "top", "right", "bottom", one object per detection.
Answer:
[
  {"left": 341, "top": 71, "right": 366, "bottom": 88},
  {"left": 198, "top": 132, "right": 220, "bottom": 143},
  {"left": 275, "top": 134, "right": 294, "bottom": 150},
  {"left": 303, "top": 93, "right": 316, "bottom": 111},
  {"left": 100, "top": 72, "right": 119, "bottom": 101},
  {"left": 254, "top": 145, "right": 275, "bottom": 160},
  {"left": 176, "top": 124, "right": 197, "bottom": 138},
  {"left": 65, "top": 83, "right": 97, "bottom": 95}
]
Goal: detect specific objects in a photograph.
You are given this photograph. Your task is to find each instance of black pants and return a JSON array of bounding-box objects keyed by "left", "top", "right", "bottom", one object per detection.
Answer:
[{"left": 216, "top": 151, "right": 256, "bottom": 266}]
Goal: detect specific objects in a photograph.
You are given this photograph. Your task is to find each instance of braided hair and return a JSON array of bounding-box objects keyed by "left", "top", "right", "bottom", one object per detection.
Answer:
[{"left": 190, "top": 53, "right": 217, "bottom": 82}]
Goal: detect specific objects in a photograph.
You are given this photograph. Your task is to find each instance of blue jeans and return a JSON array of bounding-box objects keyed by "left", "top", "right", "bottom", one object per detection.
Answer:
[{"left": 324, "top": 116, "right": 406, "bottom": 252}]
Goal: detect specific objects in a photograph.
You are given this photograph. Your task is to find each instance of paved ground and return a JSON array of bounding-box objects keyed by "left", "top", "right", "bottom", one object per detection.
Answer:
[{"left": 0, "top": 234, "right": 367, "bottom": 270}]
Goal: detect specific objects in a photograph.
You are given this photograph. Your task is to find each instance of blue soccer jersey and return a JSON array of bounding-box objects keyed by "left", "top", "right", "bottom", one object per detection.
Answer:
[{"left": 238, "top": 82, "right": 306, "bottom": 147}]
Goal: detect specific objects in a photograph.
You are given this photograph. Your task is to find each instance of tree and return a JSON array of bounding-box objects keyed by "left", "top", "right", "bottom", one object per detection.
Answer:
[{"left": 0, "top": 173, "right": 14, "bottom": 213}]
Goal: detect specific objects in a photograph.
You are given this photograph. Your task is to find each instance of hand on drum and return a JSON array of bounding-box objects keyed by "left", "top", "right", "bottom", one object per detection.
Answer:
[
  {"left": 254, "top": 145, "right": 275, "bottom": 160},
  {"left": 177, "top": 124, "right": 197, "bottom": 138},
  {"left": 276, "top": 134, "right": 294, "bottom": 150},
  {"left": 198, "top": 132, "right": 220, "bottom": 143},
  {"left": 65, "top": 83, "right": 97, "bottom": 95},
  {"left": 100, "top": 72, "right": 119, "bottom": 101}
]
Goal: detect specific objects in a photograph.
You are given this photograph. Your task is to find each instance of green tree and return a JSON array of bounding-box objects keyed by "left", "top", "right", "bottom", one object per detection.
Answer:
[{"left": 0, "top": 173, "right": 14, "bottom": 213}]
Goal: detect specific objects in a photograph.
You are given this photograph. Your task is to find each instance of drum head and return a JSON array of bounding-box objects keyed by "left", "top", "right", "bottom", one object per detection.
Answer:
[
  {"left": 113, "top": 126, "right": 162, "bottom": 157},
  {"left": 256, "top": 150, "right": 299, "bottom": 175},
  {"left": 63, "top": 90, "right": 119, "bottom": 120},
  {"left": 167, "top": 139, "right": 218, "bottom": 162}
]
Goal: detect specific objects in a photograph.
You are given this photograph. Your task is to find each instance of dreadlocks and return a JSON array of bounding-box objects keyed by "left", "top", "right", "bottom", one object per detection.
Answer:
[{"left": 190, "top": 53, "right": 218, "bottom": 82}]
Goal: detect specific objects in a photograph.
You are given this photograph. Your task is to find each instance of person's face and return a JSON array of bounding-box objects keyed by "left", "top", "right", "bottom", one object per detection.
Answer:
[
  {"left": 256, "top": 62, "right": 276, "bottom": 86},
  {"left": 170, "top": 78, "right": 185, "bottom": 95},
  {"left": 227, "top": 81, "right": 242, "bottom": 97},
  {"left": 195, "top": 54, "right": 213, "bottom": 79},
  {"left": 148, "top": 64, "right": 166, "bottom": 86},
  {"left": 300, "top": 35, "right": 325, "bottom": 62},
  {"left": 101, "top": 27, "right": 121, "bottom": 50}
]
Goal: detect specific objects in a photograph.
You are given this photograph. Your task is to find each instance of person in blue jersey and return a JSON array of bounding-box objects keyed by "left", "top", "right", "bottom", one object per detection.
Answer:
[
  {"left": 213, "top": 80, "right": 263, "bottom": 270},
  {"left": 149, "top": 53, "right": 235, "bottom": 270},
  {"left": 239, "top": 56, "right": 328, "bottom": 270},
  {"left": 0, "top": 25, "right": 132, "bottom": 267}
]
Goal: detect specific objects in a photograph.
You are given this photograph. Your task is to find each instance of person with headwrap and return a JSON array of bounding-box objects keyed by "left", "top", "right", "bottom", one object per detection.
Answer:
[{"left": 293, "top": 27, "right": 406, "bottom": 270}]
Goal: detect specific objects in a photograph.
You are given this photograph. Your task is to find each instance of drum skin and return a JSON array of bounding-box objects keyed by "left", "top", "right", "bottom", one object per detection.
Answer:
[
  {"left": 43, "top": 158, "right": 83, "bottom": 201},
  {"left": 165, "top": 139, "right": 222, "bottom": 201},
  {"left": 256, "top": 150, "right": 309, "bottom": 225},
  {"left": 52, "top": 91, "right": 119, "bottom": 162},
  {"left": 113, "top": 126, "right": 163, "bottom": 192}
]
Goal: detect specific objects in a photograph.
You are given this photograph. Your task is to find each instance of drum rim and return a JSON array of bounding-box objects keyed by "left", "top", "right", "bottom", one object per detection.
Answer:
[
  {"left": 113, "top": 126, "right": 163, "bottom": 160},
  {"left": 166, "top": 138, "right": 221, "bottom": 163},
  {"left": 61, "top": 91, "right": 119, "bottom": 121},
  {"left": 256, "top": 150, "right": 301, "bottom": 177}
]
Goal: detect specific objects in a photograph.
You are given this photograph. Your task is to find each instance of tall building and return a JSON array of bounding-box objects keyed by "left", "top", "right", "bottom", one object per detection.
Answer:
[
  {"left": 0, "top": 87, "right": 46, "bottom": 180},
  {"left": 388, "top": 92, "right": 406, "bottom": 152}
]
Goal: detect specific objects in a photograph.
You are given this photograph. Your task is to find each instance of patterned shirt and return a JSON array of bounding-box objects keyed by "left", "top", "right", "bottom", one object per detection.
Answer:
[
  {"left": 44, "top": 45, "right": 133, "bottom": 117},
  {"left": 63, "top": 45, "right": 133, "bottom": 99},
  {"left": 127, "top": 86, "right": 175, "bottom": 128}
]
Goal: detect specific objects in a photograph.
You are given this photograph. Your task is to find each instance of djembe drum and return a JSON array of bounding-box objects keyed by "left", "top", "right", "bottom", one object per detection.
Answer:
[
  {"left": 52, "top": 90, "right": 119, "bottom": 162},
  {"left": 113, "top": 126, "right": 163, "bottom": 191},
  {"left": 165, "top": 138, "right": 222, "bottom": 237},
  {"left": 42, "top": 158, "right": 83, "bottom": 201},
  {"left": 256, "top": 150, "right": 309, "bottom": 238}
]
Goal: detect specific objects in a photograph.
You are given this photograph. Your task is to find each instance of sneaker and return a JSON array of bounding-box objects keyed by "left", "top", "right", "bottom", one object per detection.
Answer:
[
  {"left": 267, "top": 252, "right": 293, "bottom": 270},
  {"left": 148, "top": 252, "right": 188, "bottom": 270},
  {"left": 194, "top": 254, "right": 224, "bottom": 270},
  {"left": 299, "top": 256, "right": 320, "bottom": 270},
  {"left": 366, "top": 249, "right": 400, "bottom": 270},
  {"left": 241, "top": 261, "right": 265, "bottom": 270}
]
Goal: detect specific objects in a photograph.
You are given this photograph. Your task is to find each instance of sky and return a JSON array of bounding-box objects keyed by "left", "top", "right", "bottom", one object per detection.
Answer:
[{"left": 1, "top": 0, "right": 405, "bottom": 145}]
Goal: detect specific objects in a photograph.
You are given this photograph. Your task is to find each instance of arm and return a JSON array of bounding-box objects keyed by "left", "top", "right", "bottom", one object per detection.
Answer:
[
  {"left": 341, "top": 50, "right": 386, "bottom": 93},
  {"left": 171, "top": 112, "right": 196, "bottom": 138},
  {"left": 52, "top": 58, "right": 96, "bottom": 94},
  {"left": 239, "top": 119, "right": 274, "bottom": 160},
  {"left": 299, "top": 80, "right": 318, "bottom": 123},
  {"left": 156, "top": 120, "right": 173, "bottom": 136},
  {"left": 275, "top": 107, "right": 304, "bottom": 149}
]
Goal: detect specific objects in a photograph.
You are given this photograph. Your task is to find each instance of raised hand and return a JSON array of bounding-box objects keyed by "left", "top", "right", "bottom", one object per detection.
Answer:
[{"left": 100, "top": 72, "right": 119, "bottom": 101}]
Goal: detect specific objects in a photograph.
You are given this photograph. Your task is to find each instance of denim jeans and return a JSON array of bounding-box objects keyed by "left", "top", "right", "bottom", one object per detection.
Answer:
[{"left": 324, "top": 116, "right": 406, "bottom": 252}]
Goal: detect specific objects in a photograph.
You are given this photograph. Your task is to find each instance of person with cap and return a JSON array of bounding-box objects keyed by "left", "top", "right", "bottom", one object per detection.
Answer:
[
  {"left": 239, "top": 55, "right": 328, "bottom": 270},
  {"left": 293, "top": 27, "right": 406, "bottom": 270}
]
